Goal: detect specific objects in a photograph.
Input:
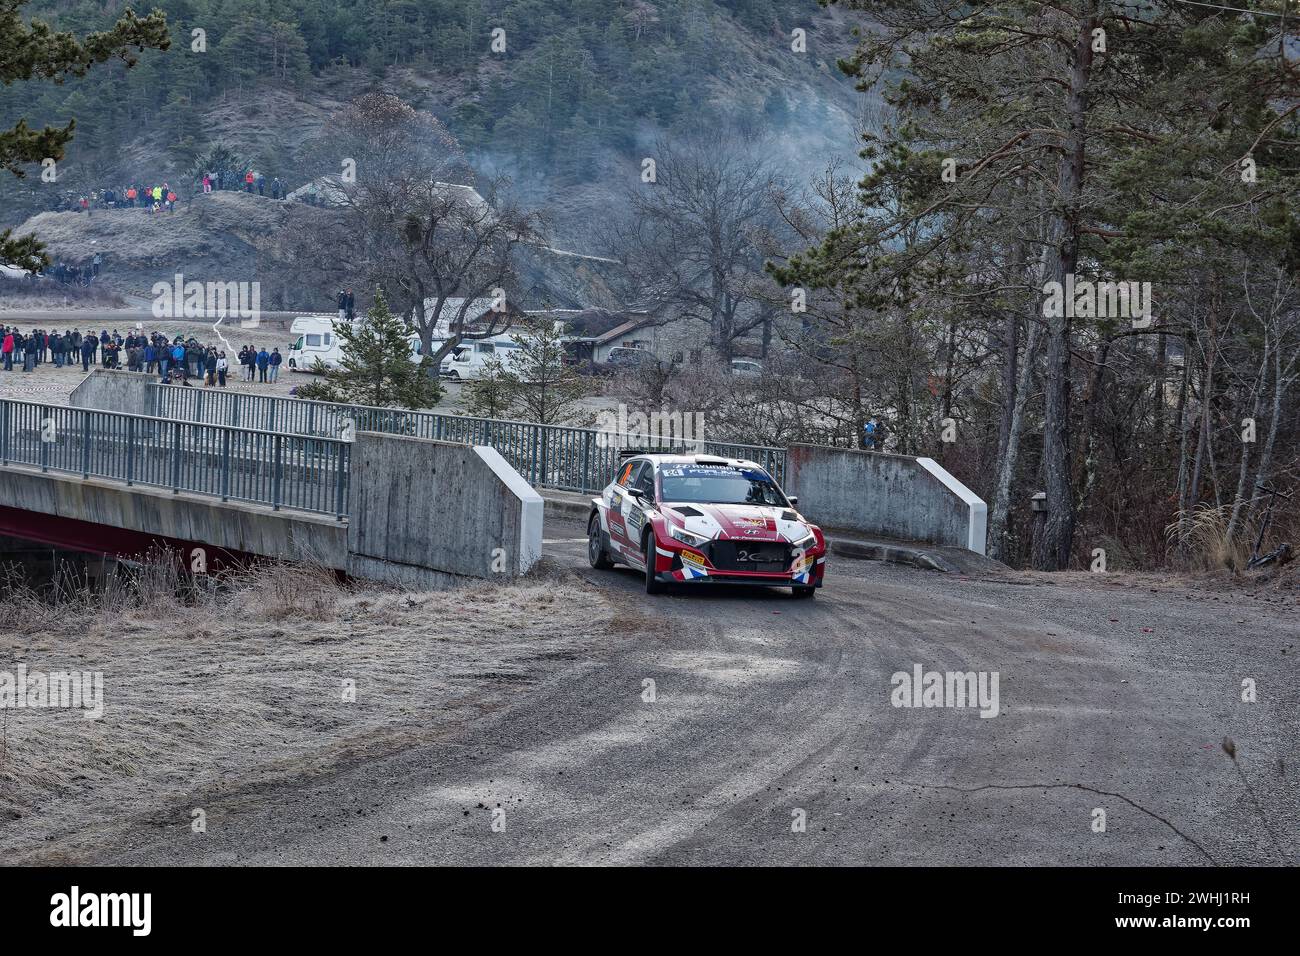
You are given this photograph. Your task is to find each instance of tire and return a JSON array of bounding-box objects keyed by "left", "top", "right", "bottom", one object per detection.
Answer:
[
  {"left": 587, "top": 513, "right": 614, "bottom": 569},
  {"left": 792, "top": 585, "right": 816, "bottom": 599},
  {"left": 643, "top": 533, "right": 665, "bottom": 594}
]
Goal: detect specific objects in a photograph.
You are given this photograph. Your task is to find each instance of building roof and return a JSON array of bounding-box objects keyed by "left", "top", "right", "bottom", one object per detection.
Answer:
[
  {"left": 415, "top": 296, "right": 520, "bottom": 335},
  {"left": 594, "top": 316, "right": 656, "bottom": 345}
]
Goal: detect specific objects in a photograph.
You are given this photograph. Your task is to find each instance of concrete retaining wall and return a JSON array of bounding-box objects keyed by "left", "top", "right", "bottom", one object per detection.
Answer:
[
  {"left": 346, "top": 432, "right": 542, "bottom": 581},
  {"left": 784, "top": 444, "right": 987, "bottom": 554},
  {"left": 69, "top": 369, "right": 155, "bottom": 416}
]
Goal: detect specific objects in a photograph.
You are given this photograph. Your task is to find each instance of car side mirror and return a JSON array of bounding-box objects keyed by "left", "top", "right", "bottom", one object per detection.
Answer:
[
  {"left": 626, "top": 487, "right": 644, "bottom": 500},
  {"left": 787, "top": 495, "right": 799, "bottom": 506}
]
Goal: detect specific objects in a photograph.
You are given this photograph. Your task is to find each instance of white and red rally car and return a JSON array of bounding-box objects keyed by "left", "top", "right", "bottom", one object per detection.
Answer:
[{"left": 587, "top": 453, "right": 827, "bottom": 597}]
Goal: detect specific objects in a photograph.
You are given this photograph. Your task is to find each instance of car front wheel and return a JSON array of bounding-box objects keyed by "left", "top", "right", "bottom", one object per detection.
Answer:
[
  {"left": 643, "top": 533, "right": 665, "bottom": 594},
  {"left": 588, "top": 513, "right": 614, "bottom": 569},
  {"left": 792, "top": 585, "right": 816, "bottom": 599}
]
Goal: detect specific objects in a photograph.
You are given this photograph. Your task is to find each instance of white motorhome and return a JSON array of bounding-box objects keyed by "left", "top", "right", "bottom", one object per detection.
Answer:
[
  {"left": 439, "top": 335, "right": 525, "bottom": 380},
  {"left": 286, "top": 315, "right": 345, "bottom": 372}
]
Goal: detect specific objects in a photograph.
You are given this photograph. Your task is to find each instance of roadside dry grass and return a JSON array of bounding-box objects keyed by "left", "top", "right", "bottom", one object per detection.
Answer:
[
  {"left": 0, "top": 276, "right": 127, "bottom": 312},
  {"left": 0, "top": 558, "right": 618, "bottom": 859}
]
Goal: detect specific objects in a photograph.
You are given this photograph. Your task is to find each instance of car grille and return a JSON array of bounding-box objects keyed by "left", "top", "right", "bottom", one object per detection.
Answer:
[{"left": 706, "top": 540, "right": 791, "bottom": 572}]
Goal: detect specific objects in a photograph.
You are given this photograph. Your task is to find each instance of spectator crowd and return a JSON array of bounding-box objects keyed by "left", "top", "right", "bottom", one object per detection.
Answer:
[{"left": 0, "top": 326, "right": 282, "bottom": 386}]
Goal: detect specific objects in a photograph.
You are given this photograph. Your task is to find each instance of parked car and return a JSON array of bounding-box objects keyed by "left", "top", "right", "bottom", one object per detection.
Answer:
[
  {"left": 590, "top": 346, "right": 660, "bottom": 376},
  {"left": 730, "top": 358, "right": 763, "bottom": 377},
  {"left": 587, "top": 453, "right": 826, "bottom": 597}
]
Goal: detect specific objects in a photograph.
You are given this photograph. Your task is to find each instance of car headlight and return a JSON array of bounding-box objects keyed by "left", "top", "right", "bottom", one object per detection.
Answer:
[
  {"left": 790, "top": 531, "right": 816, "bottom": 552},
  {"left": 670, "top": 525, "right": 710, "bottom": 548}
]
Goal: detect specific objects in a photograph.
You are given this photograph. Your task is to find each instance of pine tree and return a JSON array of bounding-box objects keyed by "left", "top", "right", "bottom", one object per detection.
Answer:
[
  {"left": 506, "top": 319, "right": 589, "bottom": 425},
  {"left": 457, "top": 355, "right": 518, "bottom": 419},
  {"left": 0, "top": 0, "right": 169, "bottom": 267},
  {"left": 296, "top": 290, "right": 442, "bottom": 409}
]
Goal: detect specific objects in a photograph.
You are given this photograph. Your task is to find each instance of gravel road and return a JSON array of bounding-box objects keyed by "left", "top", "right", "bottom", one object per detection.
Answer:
[{"left": 55, "top": 513, "right": 1297, "bottom": 866}]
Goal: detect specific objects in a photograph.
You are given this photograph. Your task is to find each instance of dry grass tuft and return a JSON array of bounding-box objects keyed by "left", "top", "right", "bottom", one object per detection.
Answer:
[{"left": 1165, "top": 504, "right": 1255, "bottom": 573}]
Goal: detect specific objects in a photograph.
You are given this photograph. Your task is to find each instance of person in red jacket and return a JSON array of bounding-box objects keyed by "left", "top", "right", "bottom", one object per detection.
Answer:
[
  {"left": 244, "top": 170, "right": 254, "bottom": 192},
  {"left": 2, "top": 329, "right": 13, "bottom": 372}
]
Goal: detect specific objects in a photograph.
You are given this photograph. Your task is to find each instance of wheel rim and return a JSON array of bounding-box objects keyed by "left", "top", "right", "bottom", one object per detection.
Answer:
[{"left": 588, "top": 521, "right": 601, "bottom": 563}]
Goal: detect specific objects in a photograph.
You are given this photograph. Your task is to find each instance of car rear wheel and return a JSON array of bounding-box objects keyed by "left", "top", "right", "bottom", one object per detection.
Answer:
[
  {"left": 792, "top": 585, "right": 816, "bottom": 599},
  {"left": 643, "top": 533, "right": 665, "bottom": 594},
  {"left": 588, "top": 513, "right": 614, "bottom": 569}
]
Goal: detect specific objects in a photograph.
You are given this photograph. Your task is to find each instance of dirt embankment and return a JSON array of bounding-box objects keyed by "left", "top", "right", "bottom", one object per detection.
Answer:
[
  {"left": 12, "top": 192, "right": 347, "bottom": 312},
  {"left": 0, "top": 562, "right": 621, "bottom": 861}
]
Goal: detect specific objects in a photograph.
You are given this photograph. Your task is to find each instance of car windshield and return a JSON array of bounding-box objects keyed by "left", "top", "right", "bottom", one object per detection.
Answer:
[{"left": 658, "top": 465, "right": 787, "bottom": 506}]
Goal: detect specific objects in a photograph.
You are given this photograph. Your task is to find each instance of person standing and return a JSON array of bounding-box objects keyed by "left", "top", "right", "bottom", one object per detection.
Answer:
[
  {"left": 216, "top": 351, "right": 228, "bottom": 387},
  {"left": 245, "top": 170, "right": 254, "bottom": 192},
  {"left": 344, "top": 289, "right": 355, "bottom": 321},
  {"left": 268, "top": 347, "right": 282, "bottom": 383},
  {"left": 336, "top": 290, "right": 346, "bottom": 320},
  {"left": 205, "top": 349, "right": 217, "bottom": 386},
  {"left": 2, "top": 328, "right": 13, "bottom": 372},
  {"left": 256, "top": 347, "right": 270, "bottom": 383}
]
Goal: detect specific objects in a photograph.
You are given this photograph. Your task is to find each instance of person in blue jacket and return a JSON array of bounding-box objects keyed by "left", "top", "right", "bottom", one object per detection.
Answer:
[{"left": 255, "top": 347, "right": 270, "bottom": 383}]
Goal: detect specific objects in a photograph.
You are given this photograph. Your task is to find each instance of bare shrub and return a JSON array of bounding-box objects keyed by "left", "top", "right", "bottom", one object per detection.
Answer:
[
  {"left": 229, "top": 559, "right": 346, "bottom": 622},
  {"left": 0, "top": 548, "right": 346, "bottom": 635}
]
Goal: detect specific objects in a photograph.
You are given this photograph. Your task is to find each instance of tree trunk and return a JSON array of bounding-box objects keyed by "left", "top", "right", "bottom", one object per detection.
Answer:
[
  {"left": 1032, "top": 1, "right": 1095, "bottom": 571},
  {"left": 987, "top": 316, "right": 1043, "bottom": 564}
]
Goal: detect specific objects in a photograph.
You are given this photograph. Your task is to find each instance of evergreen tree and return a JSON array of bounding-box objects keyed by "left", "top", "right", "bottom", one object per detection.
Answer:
[
  {"left": 297, "top": 290, "right": 442, "bottom": 408},
  {"left": 506, "top": 319, "right": 588, "bottom": 425},
  {"left": 0, "top": 0, "right": 169, "bottom": 267},
  {"left": 457, "top": 354, "right": 518, "bottom": 419}
]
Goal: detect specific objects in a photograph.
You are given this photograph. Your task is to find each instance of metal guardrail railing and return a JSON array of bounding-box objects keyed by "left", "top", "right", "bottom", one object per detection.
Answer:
[
  {"left": 148, "top": 385, "right": 786, "bottom": 494},
  {"left": 0, "top": 397, "right": 348, "bottom": 518}
]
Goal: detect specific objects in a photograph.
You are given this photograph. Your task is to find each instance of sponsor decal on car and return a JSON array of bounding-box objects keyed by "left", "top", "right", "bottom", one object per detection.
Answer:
[
  {"left": 678, "top": 549, "right": 711, "bottom": 580},
  {"left": 680, "top": 549, "right": 709, "bottom": 569}
]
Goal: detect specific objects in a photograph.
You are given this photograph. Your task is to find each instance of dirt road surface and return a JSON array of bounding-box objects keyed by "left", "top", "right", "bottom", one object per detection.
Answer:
[{"left": 21, "top": 512, "right": 1293, "bottom": 866}]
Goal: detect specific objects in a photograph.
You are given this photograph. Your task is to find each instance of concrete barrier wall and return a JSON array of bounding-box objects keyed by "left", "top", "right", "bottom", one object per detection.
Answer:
[
  {"left": 346, "top": 432, "right": 543, "bottom": 582},
  {"left": 0, "top": 462, "right": 347, "bottom": 564},
  {"left": 69, "top": 369, "right": 155, "bottom": 416},
  {"left": 784, "top": 444, "right": 987, "bottom": 554}
]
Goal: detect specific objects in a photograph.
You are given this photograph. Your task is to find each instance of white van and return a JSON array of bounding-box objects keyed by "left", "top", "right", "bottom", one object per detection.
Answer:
[
  {"left": 287, "top": 316, "right": 345, "bottom": 372},
  {"left": 439, "top": 335, "right": 524, "bottom": 380}
]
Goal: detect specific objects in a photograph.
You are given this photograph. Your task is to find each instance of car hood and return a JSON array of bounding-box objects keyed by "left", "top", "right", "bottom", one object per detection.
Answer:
[{"left": 662, "top": 501, "right": 812, "bottom": 544}]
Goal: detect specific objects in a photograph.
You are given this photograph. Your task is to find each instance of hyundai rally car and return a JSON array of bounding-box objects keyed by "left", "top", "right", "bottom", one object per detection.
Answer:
[{"left": 587, "top": 453, "right": 827, "bottom": 597}]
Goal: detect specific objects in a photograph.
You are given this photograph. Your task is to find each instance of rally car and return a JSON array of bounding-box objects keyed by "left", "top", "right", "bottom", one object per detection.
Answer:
[{"left": 587, "top": 453, "right": 827, "bottom": 597}]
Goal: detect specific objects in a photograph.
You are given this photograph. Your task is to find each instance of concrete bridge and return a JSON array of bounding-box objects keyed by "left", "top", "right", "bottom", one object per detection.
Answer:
[{"left": 0, "top": 376, "right": 541, "bottom": 588}]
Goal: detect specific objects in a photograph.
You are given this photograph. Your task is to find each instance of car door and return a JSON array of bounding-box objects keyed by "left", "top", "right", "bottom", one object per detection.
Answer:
[
  {"left": 622, "top": 461, "right": 657, "bottom": 558},
  {"left": 606, "top": 459, "right": 642, "bottom": 552}
]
